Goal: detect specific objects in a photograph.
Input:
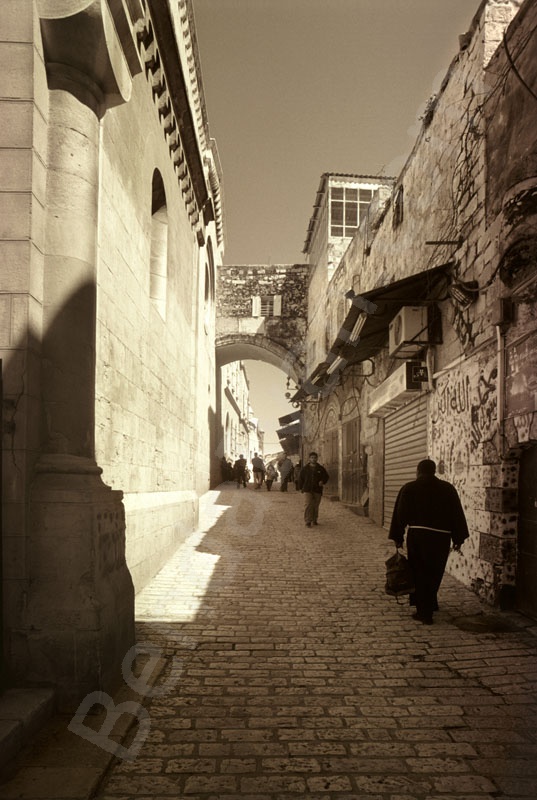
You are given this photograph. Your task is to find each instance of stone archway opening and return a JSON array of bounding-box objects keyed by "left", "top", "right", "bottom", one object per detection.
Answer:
[
  {"left": 216, "top": 334, "right": 304, "bottom": 385},
  {"left": 211, "top": 334, "right": 306, "bottom": 487}
]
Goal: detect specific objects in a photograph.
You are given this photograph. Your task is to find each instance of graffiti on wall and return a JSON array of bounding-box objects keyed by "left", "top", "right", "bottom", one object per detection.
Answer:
[
  {"left": 452, "top": 307, "right": 476, "bottom": 352},
  {"left": 471, "top": 368, "right": 498, "bottom": 451},
  {"left": 431, "top": 363, "right": 497, "bottom": 477},
  {"left": 431, "top": 373, "right": 471, "bottom": 420},
  {"left": 431, "top": 371, "right": 471, "bottom": 487},
  {"left": 514, "top": 413, "right": 533, "bottom": 442}
]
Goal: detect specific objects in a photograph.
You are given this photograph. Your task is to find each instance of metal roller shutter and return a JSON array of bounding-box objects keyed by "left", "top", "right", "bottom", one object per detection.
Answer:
[{"left": 383, "top": 395, "right": 428, "bottom": 527}]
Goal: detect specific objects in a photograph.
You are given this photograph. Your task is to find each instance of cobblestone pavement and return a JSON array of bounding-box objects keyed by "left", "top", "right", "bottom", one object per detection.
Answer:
[{"left": 4, "top": 483, "right": 537, "bottom": 799}]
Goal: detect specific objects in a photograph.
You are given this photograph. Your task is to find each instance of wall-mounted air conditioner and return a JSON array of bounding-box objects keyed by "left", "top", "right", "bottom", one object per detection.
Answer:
[
  {"left": 388, "top": 306, "right": 429, "bottom": 357},
  {"left": 368, "top": 361, "right": 429, "bottom": 418}
]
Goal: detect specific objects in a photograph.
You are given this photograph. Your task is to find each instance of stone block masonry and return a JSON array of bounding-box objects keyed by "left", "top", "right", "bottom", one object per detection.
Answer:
[{"left": 217, "top": 264, "right": 309, "bottom": 374}]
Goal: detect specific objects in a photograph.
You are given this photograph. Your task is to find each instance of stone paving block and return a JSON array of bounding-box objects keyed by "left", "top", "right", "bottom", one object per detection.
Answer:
[
  {"left": 240, "top": 775, "right": 306, "bottom": 793},
  {"left": 493, "top": 776, "right": 537, "bottom": 795},
  {"left": 306, "top": 774, "right": 353, "bottom": 791},
  {"left": 433, "top": 774, "right": 499, "bottom": 793}
]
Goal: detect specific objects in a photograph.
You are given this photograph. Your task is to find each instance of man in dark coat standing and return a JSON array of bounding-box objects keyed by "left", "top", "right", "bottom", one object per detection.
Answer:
[
  {"left": 233, "top": 454, "right": 248, "bottom": 488},
  {"left": 388, "top": 458, "right": 469, "bottom": 624},
  {"left": 298, "top": 452, "right": 329, "bottom": 527}
]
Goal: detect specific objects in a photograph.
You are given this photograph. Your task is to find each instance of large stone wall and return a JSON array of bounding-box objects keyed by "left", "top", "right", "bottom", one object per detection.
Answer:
[
  {"left": 0, "top": 0, "right": 222, "bottom": 702},
  {"left": 0, "top": 1, "right": 49, "bottom": 650},
  {"left": 217, "top": 264, "right": 309, "bottom": 376},
  {"left": 94, "top": 14, "right": 220, "bottom": 592}
]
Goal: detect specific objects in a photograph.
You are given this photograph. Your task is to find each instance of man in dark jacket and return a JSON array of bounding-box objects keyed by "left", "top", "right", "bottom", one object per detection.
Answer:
[
  {"left": 389, "top": 458, "right": 469, "bottom": 625},
  {"left": 233, "top": 455, "right": 248, "bottom": 488},
  {"left": 298, "top": 452, "right": 329, "bottom": 527}
]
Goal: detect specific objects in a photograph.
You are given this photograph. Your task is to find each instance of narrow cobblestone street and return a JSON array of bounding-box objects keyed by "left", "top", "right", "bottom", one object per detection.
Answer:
[
  {"left": 103, "top": 483, "right": 537, "bottom": 799},
  {"left": 4, "top": 482, "right": 537, "bottom": 799}
]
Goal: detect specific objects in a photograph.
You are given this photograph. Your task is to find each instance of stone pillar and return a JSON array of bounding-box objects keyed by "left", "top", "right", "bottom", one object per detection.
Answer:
[
  {"left": 21, "top": 0, "right": 142, "bottom": 708},
  {"left": 42, "top": 88, "right": 100, "bottom": 457}
]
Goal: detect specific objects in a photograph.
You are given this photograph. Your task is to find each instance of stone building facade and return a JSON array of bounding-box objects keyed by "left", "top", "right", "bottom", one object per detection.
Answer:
[
  {"left": 296, "top": 0, "right": 537, "bottom": 614},
  {"left": 219, "top": 360, "right": 260, "bottom": 469},
  {"left": 303, "top": 173, "right": 394, "bottom": 377},
  {"left": 1, "top": 1, "right": 223, "bottom": 704}
]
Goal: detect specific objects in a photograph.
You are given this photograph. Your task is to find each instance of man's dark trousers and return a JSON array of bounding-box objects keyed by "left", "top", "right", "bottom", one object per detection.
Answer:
[{"left": 407, "top": 528, "right": 451, "bottom": 620}]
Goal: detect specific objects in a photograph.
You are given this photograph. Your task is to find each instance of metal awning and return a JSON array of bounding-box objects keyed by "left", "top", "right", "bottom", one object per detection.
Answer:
[
  {"left": 278, "top": 410, "right": 301, "bottom": 426},
  {"left": 276, "top": 421, "right": 302, "bottom": 439},
  {"left": 293, "top": 264, "right": 451, "bottom": 401}
]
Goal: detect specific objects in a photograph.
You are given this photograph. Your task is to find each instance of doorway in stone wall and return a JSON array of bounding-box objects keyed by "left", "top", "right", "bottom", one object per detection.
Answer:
[
  {"left": 516, "top": 445, "right": 537, "bottom": 619},
  {"left": 342, "top": 418, "right": 359, "bottom": 506}
]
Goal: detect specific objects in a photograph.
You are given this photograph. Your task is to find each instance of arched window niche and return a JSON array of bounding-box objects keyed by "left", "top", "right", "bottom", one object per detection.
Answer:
[
  {"left": 150, "top": 169, "right": 168, "bottom": 319},
  {"left": 204, "top": 237, "right": 216, "bottom": 333}
]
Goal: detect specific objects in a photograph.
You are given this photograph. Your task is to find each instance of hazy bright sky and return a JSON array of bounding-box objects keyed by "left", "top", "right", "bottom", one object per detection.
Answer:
[{"left": 193, "top": 0, "right": 479, "bottom": 453}]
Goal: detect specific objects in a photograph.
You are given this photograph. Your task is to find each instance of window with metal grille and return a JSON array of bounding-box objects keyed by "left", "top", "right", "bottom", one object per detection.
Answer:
[{"left": 252, "top": 295, "right": 282, "bottom": 317}]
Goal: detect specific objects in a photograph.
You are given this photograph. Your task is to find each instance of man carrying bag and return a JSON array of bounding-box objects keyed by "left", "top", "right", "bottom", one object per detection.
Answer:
[{"left": 388, "top": 459, "right": 469, "bottom": 625}]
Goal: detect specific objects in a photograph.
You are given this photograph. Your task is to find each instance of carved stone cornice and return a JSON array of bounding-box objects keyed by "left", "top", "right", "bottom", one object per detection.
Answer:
[
  {"left": 38, "top": 0, "right": 143, "bottom": 118},
  {"left": 135, "top": 1, "right": 214, "bottom": 231}
]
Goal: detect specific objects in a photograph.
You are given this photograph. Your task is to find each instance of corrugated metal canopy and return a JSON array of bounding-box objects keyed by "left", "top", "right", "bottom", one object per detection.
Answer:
[
  {"left": 293, "top": 264, "right": 451, "bottom": 402},
  {"left": 278, "top": 410, "right": 301, "bottom": 426},
  {"left": 276, "top": 421, "right": 301, "bottom": 439}
]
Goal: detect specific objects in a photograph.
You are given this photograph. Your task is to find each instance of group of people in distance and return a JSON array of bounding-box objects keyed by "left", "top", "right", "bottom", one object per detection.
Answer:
[
  {"left": 221, "top": 451, "right": 469, "bottom": 628},
  {"left": 220, "top": 451, "right": 330, "bottom": 526},
  {"left": 221, "top": 453, "right": 297, "bottom": 492}
]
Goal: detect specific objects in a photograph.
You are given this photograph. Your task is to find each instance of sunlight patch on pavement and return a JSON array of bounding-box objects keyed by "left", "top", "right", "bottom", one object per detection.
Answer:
[{"left": 135, "top": 498, "right": 229, "bottom": 622}]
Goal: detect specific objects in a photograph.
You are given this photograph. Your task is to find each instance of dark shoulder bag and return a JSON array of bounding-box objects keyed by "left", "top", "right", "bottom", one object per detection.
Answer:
[{"left": 385, "top": 549, "right": 415, "bottom": 602}]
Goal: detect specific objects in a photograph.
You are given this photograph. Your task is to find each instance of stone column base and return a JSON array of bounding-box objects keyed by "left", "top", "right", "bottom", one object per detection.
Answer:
[{"left": 18, "top": 455, "right": 135, "bottom": 710}]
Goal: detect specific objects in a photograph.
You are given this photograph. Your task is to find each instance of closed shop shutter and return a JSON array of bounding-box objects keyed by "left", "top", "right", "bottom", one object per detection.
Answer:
[{"left": 383, "top": 395, "right": 428, "bottom": 527}]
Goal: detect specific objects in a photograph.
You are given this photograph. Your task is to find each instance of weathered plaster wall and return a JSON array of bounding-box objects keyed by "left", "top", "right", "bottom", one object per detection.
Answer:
[
  {"left": 485, "top": 0, "right": 537, "bottom": 453},
  {"left": 304, "top": 0, "right": 527, "bottom": 605}
]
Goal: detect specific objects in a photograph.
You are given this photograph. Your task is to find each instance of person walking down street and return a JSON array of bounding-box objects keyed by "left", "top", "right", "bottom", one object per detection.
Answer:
[
  {"left": 294, "top": 460, "right": 302, "bottom": 491},
  {"left": 278, "top": 456, "right": 293, "bottom": 492},
  {"left": 388, "top": 458, "right": 469, "bottom": 625},
  {"left": 265, "top": 463, "right": 278, "bottom": 491},
  {"left": 233, "top": 454, "right": 248, "bottom": 488},
  {"left": 220, "top": 456, "right": 234, "bottom": 483},
  {"left": 298, "top": 452, "right": 329, "bottom": 527},
  {"left": 251, "top": 452, "right": 266, "bottom": 489}
]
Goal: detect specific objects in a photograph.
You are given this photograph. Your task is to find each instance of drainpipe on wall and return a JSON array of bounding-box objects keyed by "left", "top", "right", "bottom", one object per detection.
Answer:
[
  {"left": 496, "top": 323, "right": 506, "bottom": 460},
  {"left": 494, "top": 297, "right": 515, "bottom": 460},
  {"left": 425, "top": 346, "right": 435, "bottom": 392}
]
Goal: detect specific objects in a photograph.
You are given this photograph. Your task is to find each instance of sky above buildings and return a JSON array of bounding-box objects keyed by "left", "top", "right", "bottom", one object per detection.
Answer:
[{"left": 192, "top": 0, "right": 479, "bottom": 454}]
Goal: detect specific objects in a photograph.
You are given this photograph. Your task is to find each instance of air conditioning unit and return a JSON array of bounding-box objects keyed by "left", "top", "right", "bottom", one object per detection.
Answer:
[{"left": 388, "top": 306, "right": 429, "bottom": 357}]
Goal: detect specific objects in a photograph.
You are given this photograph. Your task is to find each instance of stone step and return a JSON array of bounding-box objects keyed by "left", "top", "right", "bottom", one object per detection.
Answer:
[{"left": 0, "top": 688, "right": 55, "bottom": 775}]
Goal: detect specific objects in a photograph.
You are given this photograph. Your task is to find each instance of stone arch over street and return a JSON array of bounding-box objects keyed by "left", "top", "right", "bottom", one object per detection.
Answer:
[
  {"left": 216, "top": 332, "right": 304, "bottom": 385},
  {"left": 215, "top": 264, "right": 309, "bottom": 382},
  {"left": 212, "top": 263, "right": 309, "bottom": 485}
]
